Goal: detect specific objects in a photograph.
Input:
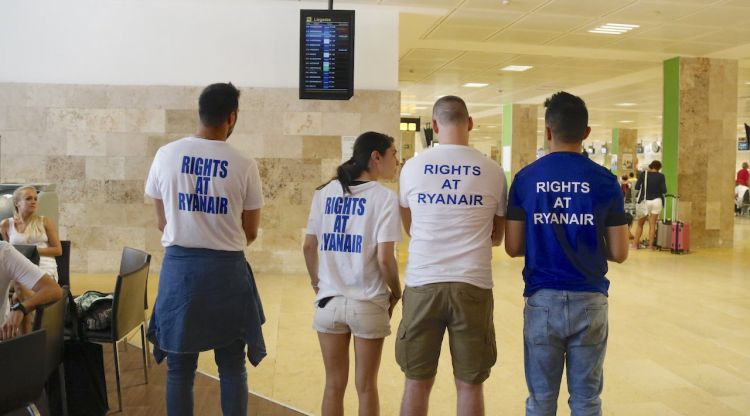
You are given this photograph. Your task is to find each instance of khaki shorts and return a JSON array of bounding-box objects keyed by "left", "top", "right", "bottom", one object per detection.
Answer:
[
  {"left": 395, "top": 282, "right": 496, "bottom": 384},
  {"left": 313, "top": 295, "right": 391, "bottom": 339}
]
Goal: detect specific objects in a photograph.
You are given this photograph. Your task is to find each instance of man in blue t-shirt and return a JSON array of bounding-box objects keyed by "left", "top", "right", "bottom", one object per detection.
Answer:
[{"left": 505, "top": 92, "right": 629, "bottom": 416}]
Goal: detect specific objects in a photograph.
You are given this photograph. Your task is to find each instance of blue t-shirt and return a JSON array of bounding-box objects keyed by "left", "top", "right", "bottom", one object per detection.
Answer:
[{"left": 507, "top": 152, "right": 628, "bottom": 297}]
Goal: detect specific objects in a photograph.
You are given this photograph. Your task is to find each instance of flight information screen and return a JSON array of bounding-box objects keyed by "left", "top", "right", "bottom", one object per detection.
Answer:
[{"left": 299, "top": 10, "right": 355, "bottom": 100}]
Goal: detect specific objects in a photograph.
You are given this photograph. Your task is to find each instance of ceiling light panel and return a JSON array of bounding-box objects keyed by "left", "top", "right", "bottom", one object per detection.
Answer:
[
  {"left": 502, "top": 65, "right": 533, "bottom": 72},
  {"left": 463, "top": 82, "right": 489, "bottom": 88},
  {"left": 588, "top": 23, "right": 640, "bottom": 35}
]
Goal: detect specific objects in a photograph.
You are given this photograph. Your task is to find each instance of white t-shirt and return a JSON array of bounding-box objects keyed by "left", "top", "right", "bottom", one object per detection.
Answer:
[
  {"left": 736, "top": 184, "right": 749, "bottom": 208},
  {"left": 399, "top": 144, "right": 507, "bottom": 289},
  {"left": 306, "top": 180, "right": 402, "bottom": 304},
  {"left": 145, "top": 137, "right": 264, "bottom": 251},
  {"left": 0, "top": 241, "right": 46, "bottom": 323}
]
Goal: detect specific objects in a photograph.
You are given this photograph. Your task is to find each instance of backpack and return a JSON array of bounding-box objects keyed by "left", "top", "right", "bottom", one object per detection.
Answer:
[{"left": 74, "top": 291, "right": 114, "bottom": 331}]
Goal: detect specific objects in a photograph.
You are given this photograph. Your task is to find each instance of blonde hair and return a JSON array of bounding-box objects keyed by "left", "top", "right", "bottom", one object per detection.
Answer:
[{"left": 12, "top": 186, "right": 45, "bottom": 240}]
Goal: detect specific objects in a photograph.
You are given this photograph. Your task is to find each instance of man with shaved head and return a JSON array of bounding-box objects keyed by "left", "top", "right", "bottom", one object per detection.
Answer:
[{"left": 396, "top": 95, "right": 507, "bottom": 416}]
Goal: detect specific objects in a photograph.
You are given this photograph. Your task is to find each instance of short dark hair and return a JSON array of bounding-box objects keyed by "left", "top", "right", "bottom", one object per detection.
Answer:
[
  {"left": 649, "top": 160, "right": 662, "bottom": 171},
  {"left": 544, "top": 91, "right": 588, "bottom": 143},
  {"left": 199, "top": 83, "right": 240, "bottom": 127},
  {"left": 433, "top": 95, "right": 469, "bottom": 126}
]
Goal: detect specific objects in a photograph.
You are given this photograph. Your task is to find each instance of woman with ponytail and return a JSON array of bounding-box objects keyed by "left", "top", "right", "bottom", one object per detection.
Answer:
[{"left": 303, "top": 131, "right": 402, "bottom": 416}]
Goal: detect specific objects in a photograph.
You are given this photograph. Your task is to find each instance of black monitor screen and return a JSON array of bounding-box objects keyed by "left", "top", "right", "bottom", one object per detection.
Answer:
[{"left": 299, "top": 9, "right": 355, "bottom": 100}]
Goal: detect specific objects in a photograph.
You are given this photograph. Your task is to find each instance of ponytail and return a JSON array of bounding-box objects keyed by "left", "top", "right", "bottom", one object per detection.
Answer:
[{"left": 317, "top": 131, "right": 394, "bottom": 194}]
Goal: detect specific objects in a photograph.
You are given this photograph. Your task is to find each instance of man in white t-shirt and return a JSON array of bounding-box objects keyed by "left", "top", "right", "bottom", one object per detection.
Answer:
[
  {"left": 145, "top": 82, "right": 264, "bottom": 415},
  {"left": 397, "top": 95, "right": 507, "bottom": 416},
  {"left": 0, "top": 241, "right": 62, "bottom": 340}
]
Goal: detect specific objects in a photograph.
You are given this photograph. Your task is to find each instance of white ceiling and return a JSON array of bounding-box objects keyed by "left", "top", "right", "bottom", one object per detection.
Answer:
[{"left": 293, "top": 0, "right": 750, "bottom": 145}]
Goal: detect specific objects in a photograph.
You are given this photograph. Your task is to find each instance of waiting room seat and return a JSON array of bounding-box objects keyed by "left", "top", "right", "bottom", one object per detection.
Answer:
[
  {"left": 32, "top": 286, "right": 70, "bottom": 416},
  {"left": 55, "top": 240, "right": 71, "bottom": 288},
  {"left": 12, "top": 244, "right": 40, "bottom": 265},
  {"left": 86, "top": 247, "right": 151, "bottom": 412},
  {"left": 0, "top": 329, "right": 47, "bottom": 415}
]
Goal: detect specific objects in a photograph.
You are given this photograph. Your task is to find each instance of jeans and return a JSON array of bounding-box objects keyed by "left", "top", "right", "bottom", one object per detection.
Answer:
[
  {"left": 524, "top": 289, "right": 608, "bottom": 416},
  {"left": 166, "top": 339, "right": 248, "bottom": 416}
]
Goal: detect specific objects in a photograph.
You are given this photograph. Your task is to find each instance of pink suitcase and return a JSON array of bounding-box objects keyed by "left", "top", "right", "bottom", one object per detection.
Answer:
[{"left": 668, "top": 195, "right": 690, "bottom": 254}]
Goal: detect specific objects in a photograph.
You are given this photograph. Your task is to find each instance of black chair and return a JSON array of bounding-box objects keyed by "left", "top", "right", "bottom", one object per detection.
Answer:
[
  {"left": 86, "top": 247, "right": 151, "bottom": 412},
  {"left": 0, "top": 329, "right": 47, "bottom": 415},
  {"left": 55, "top": 240, "right": 71, "bottom": 288},
  {"left": 13, "top": 243, "right": 40, "bottom": 265},
  {"left": 32, "top": 286, "right": 70, "bottom": 416}
]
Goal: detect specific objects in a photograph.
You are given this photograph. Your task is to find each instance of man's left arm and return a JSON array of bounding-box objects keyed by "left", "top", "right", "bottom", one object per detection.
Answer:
[
  {"left": 153, "top": 199, "right": 167, "bottom": 231},
  {"left": 491, "top": 215, "right": 505, "bottom": 246},
  {"left": 242, "top": 209, "right": 261, "bottom": 246}
]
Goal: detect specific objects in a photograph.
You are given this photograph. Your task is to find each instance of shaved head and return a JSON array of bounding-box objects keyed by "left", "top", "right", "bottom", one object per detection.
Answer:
[{"left": 433, "top": 95, "right": 469, "bottom": 126}]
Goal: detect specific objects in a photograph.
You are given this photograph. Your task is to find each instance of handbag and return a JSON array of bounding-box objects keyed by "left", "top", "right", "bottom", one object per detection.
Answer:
[
  {"left": 63, "top": 292, "right": 110, "bottom": 416},
  {"left": 635, "top": 171, "right": 649, "bottom": 218}
]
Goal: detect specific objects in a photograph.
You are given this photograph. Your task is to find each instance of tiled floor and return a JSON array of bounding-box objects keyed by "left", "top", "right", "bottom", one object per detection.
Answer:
[{"left": 74, "top": 218, "right": 750, "bottom": 415}]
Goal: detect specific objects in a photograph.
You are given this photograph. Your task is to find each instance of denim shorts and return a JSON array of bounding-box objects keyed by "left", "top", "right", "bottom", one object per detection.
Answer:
[{"left": 313, "top": 294, "right": 391, "bottom": 339}]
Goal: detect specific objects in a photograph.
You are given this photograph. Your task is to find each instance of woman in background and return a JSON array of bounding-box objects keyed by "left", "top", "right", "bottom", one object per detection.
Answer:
[
  {"left": 1, "top": 185, "right": 62, "bottom": 330},
  {"left": 633, "top": 161, "right": 667, "bottom": 249},
  {"left": 303, "top": 132, "right": 402, "bottom": 416}
]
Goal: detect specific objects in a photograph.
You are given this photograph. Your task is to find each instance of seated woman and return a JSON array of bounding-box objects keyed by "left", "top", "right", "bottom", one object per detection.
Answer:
[
  {"left": 0, "top": 186, "right": 62, "bottom": 279},
  {"left": 1, "top": 186, "right": 62, "bottom": 331}
]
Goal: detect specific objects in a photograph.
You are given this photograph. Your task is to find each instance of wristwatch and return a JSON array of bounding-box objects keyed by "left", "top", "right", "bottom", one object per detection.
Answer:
[{"left": 10, "top": 302, "right": 28, "bottom": 316}]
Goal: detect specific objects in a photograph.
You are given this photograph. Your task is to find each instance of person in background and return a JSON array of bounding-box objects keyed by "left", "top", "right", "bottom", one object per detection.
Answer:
[
  {"left": 145, "top": 82, "right": 265, "bottom": 416},
  {"left": 0, "top": 240, "right": 62, "bottom": 340},
  {"left": 620, "top": 175, "right": 630, "bottom": 196},
  {"left": 303, "top": 131, "right": 402, "bottom": 416},
  {"left": 736, "top": 181, "right": 749, "bottom": 215},
  {"left": 505, "top": 91, "right": 629, "bottom": 415},
  {"left": 0, "top": 185, "right": 62, "bottom": 280},
  {"left": 1, "top": 185, "right": 62, "bottom": 332},
  {"left": 737, "top": 162, "right": 749, "bottom": 187},
  {"left": 633, "top": 160, "right": 667, "bottom": 249}
]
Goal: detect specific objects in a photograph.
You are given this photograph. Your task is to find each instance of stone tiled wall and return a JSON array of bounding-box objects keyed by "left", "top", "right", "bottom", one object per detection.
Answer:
[
  {"left": 0, "top": 83, "right": 400, "bottom": 273},
  {"left": 677, "top": 58, "right": 737, "bottom": 248},
  {"left": 510, "top": 104, "right": 538, "bottom": 177}
]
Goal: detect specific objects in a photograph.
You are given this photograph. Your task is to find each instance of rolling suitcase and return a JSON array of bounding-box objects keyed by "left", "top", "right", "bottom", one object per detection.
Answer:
[
  {"left": 655, "top": 196, "right": 672, "bottom": 250},
  {"left": 668, "top": 194, "right": 690, "bottom": 254}
]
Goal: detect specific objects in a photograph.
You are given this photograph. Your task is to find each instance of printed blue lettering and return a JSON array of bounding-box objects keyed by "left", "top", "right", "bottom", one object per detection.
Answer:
[{"left": 181, "top": 156, "right": 191, "bottom": 173}]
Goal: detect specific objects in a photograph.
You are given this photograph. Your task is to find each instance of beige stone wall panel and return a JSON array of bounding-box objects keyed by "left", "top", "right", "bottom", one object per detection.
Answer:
[
  {"left": 282, "top": 112, "right": 322, "bottom": 136},
  {"left": 85, "top": 157, "right": 126, "bottom": 180},
  {"left": 302, "top": 136, "right": 342, "bottom": 160},
  {"left": 321, "top": 112, "right": 361, "bottom": 136},
  {"left": 46, "top": 156, "right": 86, "bottom": 181},
  {"left": 4, "top": 107, "right": 48, "bottom": 131},
  {"left": 1, "top": 131, "right": 66, "bottom": 156},
  {"left": 0, "top": 154, "right": 48, "bottom": 182}
]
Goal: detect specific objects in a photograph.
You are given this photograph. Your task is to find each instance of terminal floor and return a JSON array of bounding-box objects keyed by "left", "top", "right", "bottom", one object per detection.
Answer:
[{"left": 74, "top": 218, "right": 750, "bottom": 415}]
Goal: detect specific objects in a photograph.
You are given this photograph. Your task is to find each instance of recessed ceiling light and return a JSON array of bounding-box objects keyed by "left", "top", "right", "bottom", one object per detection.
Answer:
[
  {"left": 487, "top": 125, "right": 497, "bottom": 128},
  {"left": 463, "top": 82, "right": 489, "bottom": 88},
  {"left": 590, "top": 123, "right": 601, "bottom": 127},
  {"left": 616, "top": 102, "right": 637, "bottom": 107},
  {"left": 414, "top": 106, "right": 427, "bottom": 110},
  {"left": 502, "top": 65, "right": 533, "bottom": 72},
  {"left": 745, "top": 82, "right": 750, "bottom": 85},
  {"left": 619, "top": 120, "right": 634, "bottom": 123},
  {"left": 588, "top": 23, "right": 639, "bottom": 35},
  {"left": 400, "top": 112, "right": 412, "bottom": 116}
]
